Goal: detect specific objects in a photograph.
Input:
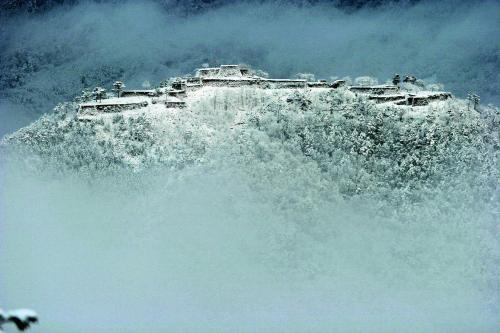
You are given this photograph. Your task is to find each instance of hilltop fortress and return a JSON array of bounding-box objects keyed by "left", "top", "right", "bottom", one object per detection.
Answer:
[{"left": 78, "top": 64, "right": 452, "bottom": 117}]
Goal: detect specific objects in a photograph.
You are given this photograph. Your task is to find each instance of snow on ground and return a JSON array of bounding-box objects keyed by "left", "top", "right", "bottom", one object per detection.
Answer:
[
  {"left": 5, "top": 81, "right": 490, "bottom": 174},
  {"left": 76, "top": 85, "right": 458, "bottom": 134}
]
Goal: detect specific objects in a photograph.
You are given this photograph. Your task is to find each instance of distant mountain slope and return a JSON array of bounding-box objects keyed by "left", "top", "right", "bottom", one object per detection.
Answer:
[{"left": 0, "top": 0, "right": 423, "bottom": 15}]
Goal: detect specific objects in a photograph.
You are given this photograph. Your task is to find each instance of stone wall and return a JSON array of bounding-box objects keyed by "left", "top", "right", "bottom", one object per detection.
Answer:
[
  {"left": 121, "top": 90, "right": 156, "bottom": 97},
  {"left": 79, "top": 101, "right": 148, "bottom": 113},
  {"left": 349, "top": 85, "right": 399, "bottom": 95},
  {"left": 407, "top": 92, "right": 452, "bottom": 106}
]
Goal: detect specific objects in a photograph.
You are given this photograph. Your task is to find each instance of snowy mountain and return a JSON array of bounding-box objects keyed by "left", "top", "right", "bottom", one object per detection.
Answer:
[{"left": 2, "top": 66, "right": 498, "bottom": 204}]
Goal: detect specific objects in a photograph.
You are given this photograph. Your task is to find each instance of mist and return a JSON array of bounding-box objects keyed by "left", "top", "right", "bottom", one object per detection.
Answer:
[
  {"left": 1, "top": 156, "right": 498, "bottom": 332},
  {"left": 0, "top": 0, "right": 499, "bottom": 137}
]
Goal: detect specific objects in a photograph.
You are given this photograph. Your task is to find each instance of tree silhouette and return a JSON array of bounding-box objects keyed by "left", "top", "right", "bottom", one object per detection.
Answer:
[
  {"left": 92, "top": 86, "right": 107, "bottom": 102},
  {"left": 113, "top": 81, "right": 125, "bottom": 98}
]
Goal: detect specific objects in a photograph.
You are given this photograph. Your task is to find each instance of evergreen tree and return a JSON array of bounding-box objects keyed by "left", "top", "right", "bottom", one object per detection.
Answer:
[
  {"left": 92, "top": 87, "right": 107, "bottom": 103},
  {"left": 112, "top": 81, "right": 125, "bottom": 98}
]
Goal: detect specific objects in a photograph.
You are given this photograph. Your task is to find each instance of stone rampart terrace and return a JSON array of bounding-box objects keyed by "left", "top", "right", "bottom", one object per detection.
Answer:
[
  {"left": 349, "top": 85, "right": 400, "bottom": 95},
  {"left": 121, "top": 90, "right": 157, "bottom": 97},
  {"left": 80, "top": 100, "right": 149, "bottom": 113}
]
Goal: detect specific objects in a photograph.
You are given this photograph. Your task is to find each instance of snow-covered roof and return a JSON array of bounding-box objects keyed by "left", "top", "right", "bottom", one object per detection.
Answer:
[
  {"left": 415, "top": 91, "right": 451, "bottom": 97},
  {"left": 80, "top": 100, "right": 148, "bottom": 107},
  {"left": 202, "top": 77, "right": 257, "bottom": 81},
  {"left": 350, "top": 85, "right": 397, "bottom": 89},
  {"left": 266, "top": 79, "right": 306, "bottom": 82},
  {"left": 80, "top": 96, "right": 149, "bottom": 108},
  {"left": 369, "top": 94, "right": 406, "bottom": 98},
  {"left": 6, "top": 309, "right": 38, "bottom": 321},
  {"left": 122, "top": 89, "right": 155, "bottom": 93}
]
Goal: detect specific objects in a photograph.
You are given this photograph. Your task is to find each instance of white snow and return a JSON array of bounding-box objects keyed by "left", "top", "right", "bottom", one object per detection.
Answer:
[{"left": 6, "top": 309, "right": 38, "bottom": 321}]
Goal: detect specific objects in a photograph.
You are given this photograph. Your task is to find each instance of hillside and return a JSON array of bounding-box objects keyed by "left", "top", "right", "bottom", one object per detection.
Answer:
[
  {"left": 1, "top": 66, "right": 500, "bottom": 332},
  {"left": 2, "top": 68, "right": 499, "bottom": 204}
]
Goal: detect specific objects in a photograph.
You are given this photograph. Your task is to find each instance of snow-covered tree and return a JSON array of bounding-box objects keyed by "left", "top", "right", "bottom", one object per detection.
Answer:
[
  {"left": 112, "top": 81, "right": 125, "bottom": 98},
  {"left": 392, "top": 74, "right": 400, "bottom": 86},
  {"left": 354, "top": 76, "right": 378, "bottom": 86},
  {"left": 74, "top": 89, "right": 92, "bottom": 103},
  {"left": 296, "top": 73, "right": 316, "bottom": 81},
  {"left": 252, "top": 69, "right": 269, "bottom": 78},
  {"left": 92, "top": 86, "right": 107, "bottom": 103},
  {"left": 467, "top": 93, "right": 480, "bottom": 111},
  {"left": 159, "top": 79, "right": 169, "bottom": 88}
]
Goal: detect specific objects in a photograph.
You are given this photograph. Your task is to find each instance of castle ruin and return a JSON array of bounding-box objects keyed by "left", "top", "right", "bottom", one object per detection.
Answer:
[{"left": 78, "top": 64, "right": 453, "bottom": 115}]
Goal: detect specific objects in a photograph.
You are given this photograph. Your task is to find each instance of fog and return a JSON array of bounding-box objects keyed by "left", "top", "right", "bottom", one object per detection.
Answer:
[
  {"left": 1, "top": 158, "right": 498, "bottom": 332},
  {"left": 0, "top": 0, "right": 499, "bottom": 136}
]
